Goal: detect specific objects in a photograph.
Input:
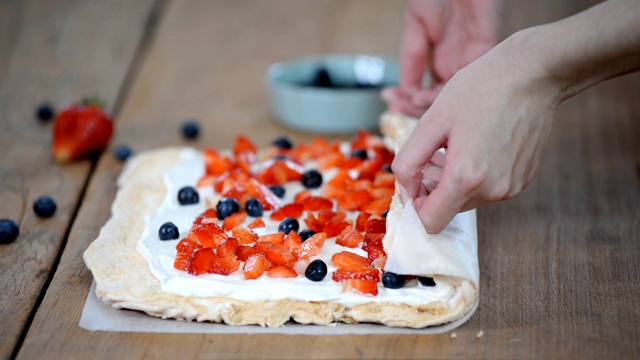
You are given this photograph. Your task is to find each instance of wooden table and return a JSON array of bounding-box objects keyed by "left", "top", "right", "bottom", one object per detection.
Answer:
[{"left": 1, "top": 0, "right": 638, "bottom": 358}]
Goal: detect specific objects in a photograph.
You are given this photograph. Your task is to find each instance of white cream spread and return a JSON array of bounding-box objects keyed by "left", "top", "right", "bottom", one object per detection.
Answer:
[{"left": 137, "top": 148, "right": 462, "bottom": 308}]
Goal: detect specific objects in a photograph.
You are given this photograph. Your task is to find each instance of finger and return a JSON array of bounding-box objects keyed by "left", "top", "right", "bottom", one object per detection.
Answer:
[
  {"left": 392, "top": 117, "right": 448, "bottom": 200},
  {"left": 400, "top": 9, "right": 430, "bottom": 91},
  {"left": 415, "top": 173, "right": 464, "bottom": 234},
  {"left": 428, "top": 150, "right": 446, "bottom": 168}
]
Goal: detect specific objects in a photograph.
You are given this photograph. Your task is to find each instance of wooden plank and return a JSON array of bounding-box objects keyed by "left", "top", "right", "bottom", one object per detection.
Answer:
[
  {"left": 17, "top": 0, "right": 640, "bottom": 359},
  {"left": 0, "top": 1, "right": 155, "bottom": 359}
]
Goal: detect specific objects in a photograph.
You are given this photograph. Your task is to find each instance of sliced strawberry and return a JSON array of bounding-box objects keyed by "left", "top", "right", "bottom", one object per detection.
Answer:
[
  {"left": 362, "top": 237, "right": 383, "bottom": 252},
  {"left": 257, "top": 232, "right": 285, "bottom": 245},
  {"left": 247, "top": 217, "right": 266, "bottom": 229},
  {"left": 346, "top": 179, "right": 373, "bottom": 192},
  {"left": 359, "top": 198, "right": 391, "bottom": 216},
  {"left": 210, "top": 256, "right": 241, "bottom": 275},
  {"left": 246, "top": 178, "right": 281, "bottom": 211},
  {"left": 327, "top": 169, "right": 353, "bottom": 188},
  {"left": 293, "top": 258, "right": 311, "bottom": 275},
  {"left": 189, "top": 248, "right": 217, "bottom": 275},
  {"left": 292, "top": 232, "right": 327, "bottom": 260},
  {"left": 256, "top": 160, "right": 288, "bottom": 185},
  {"left": 294, "top": 189, "right": 312, "bottom": 203},
  {"left": 356, "top": 212, "right": 372, "bottom": 232},
  {"left": 243, "top": 253, "right": 267, "bottom": 280},
  {"left": 342, "top": 279, "right": 379, "bottom": 296},
  {"left": 366, "top": 218, "right": 386, "bottom": 234},
  {"left": 236, "top": 245, "right": 263, "bottom": 262},
  {"left": 221, "top": 185, "right": 247, "bottom": 202},
  {"left": 270, "top": 203, "right": 304, "bottom": 221},
  {"left": 364, "top": 233, "right": 385, "bottom": 244},
  {"left": 357, "top": 157, "right": 386, "bottom": 181},
  {"left": 332, "top": 251, "right": 373, "bottom": 269},
  {"left": 203, "top": 147, "right": 220, "bottom": 162},
  {"left": 267, "top": 265, "right": 298, "bottom": 278},
  {"left": 317, "top": 210, "right": 346, "bottom": 223},
  {"left": 206, "top": 156, "right": 234, "bottom": 176},
  {"left": 222, "top": 211, "right": 247, "bottom": 231},
  {"left": 217, "top": 237, "right": 239, "bottom": 258},
  {"left": 193, "top": 208, "right": 218, "bottom": 225},
  {"left": 337, "top": 190, "right": 371, "bottom": 211},
  {"left": 350, "top": 129, "right": 370, "bottom": 151},
  {"left": 196, "top": 175, "right": 217, "bottom": 189},
  {"left": 339, "top": 157, "right": 362, "bottom": 170},
  {"left": 373, "top": 256, "right": 387, "bottom": 269},
  {"left": 283, "top": 230, "right": 302, "bottom": 249},
  {"left": 335, "top": 227, "right": 365, "bottom": 248},
  {"left": 231, "top": 227, "right": 258, "bottom": 245},
  {"left": 303, "top": 213, "right": 324, "bottom": 233},
  {"left": 369, "top": 187, "right": 395, "bottom": 201},
  {"left": 173, "top": 238, "right": 202, "bottom": 271},
  {"left": 373, "top": 172, "right": 395, "bottom": 188},
  {"left": 233, "top": 135, "right": 257, "bottom": 158},
  {"left": 52, "top": 101, "right": 113, "bottom": 162},
  {"left": 188, "top": 222, "right": 228, "bottom": 248},
  {"left": 332, "top": 267, "right": 380, "bottom": 282},
  {"left": 300, "top": 196, "right": 334, "bottom": 212},
  {"left": 260, "top": 243, "right": 296, "bottom": 267},
  {"left": 317, "top": 151, "right": 344, "bottom": 171},
  {"left": 323, "top": 220, "right": 350, "bottom": 238}
]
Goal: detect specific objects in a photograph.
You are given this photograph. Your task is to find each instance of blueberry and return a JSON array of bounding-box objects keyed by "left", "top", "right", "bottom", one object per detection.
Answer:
[
  {"left": 305, "top": 259, "right": 328, "bottom": 282},
  {"left": 382, "top": 271, "right": 406, "bottom": 289},
  {"left": 381, "top": 164, "right": 392, "bottom": 173},
  {"left": 36, "top": 103, "right": 55, "bottom": 122},
  {"left": 312, "top": 67, "right": 333, "bottom": 88},
  {"left": 301, "top": 169, "right": 323, "bottom": 189},
  {"left": 114, "top": 145, "right": 132, "bottom": 161},
  {"left": 351, "top": 149, "right": 368, "bottom": 160},
  {"left": 0, "top": 219, "right": 20, "bottom": 244},
  {"left": 245, "top": 198, "right": 263, "bottom": 217},
  {"left": 159, "top": 222, "right": 179, "bottom": 241},
  {"left": 269, "top": 185, "right": 285, "bottom": 199},
  {"left": 272, "top": 136, "right": 293, "bottom": 150},
  {"left": 418, "top": 276, "right": 436, "bottom": 287},
  {"left": 382, "top": 210, "right": 389, "bottom": 219},
  {"left": 216, "top": 197, "right": 240, "bottom": 220},
  {"left": 278, "top": 217, "right": 299, "bottom": 235},
  {"left": 298, "top": 229, "right": 316, "bottom": 242},
  {"left": 177, "top": 186, "right": 199, "bottom": 205},
  {"left": 272, "top": 154, "right": 289, "bottom": 161},
  {"left": 181, "top": 121, "right": 200, "bottom": 140},
  {"left": 33, "top": 196, "right": 57, "bottom": 218}
]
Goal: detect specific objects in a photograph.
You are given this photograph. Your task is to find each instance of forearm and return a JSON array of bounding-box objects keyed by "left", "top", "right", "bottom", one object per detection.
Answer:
[{"left": 510, "top": 0, "right": 640, "bottom": 102}]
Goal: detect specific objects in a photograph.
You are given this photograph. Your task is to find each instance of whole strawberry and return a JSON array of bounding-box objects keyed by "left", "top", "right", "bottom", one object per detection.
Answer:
[{"left": 52, "top": 97, "right": 113, "bottom": 162}]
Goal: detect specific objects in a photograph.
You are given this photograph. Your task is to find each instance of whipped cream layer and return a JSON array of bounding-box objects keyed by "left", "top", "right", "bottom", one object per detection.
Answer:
[{"left": 137, "top": 148, "right": 462, "bottom": 308}]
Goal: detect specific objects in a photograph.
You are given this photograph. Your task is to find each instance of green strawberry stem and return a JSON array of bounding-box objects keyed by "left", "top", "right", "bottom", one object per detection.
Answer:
[{"left": 80, "top": 95, "right": 106, "bottom": 109}]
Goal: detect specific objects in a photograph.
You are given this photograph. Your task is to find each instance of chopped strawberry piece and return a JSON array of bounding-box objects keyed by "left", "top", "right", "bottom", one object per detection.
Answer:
[
  {"left": 236, "top": 245, "right": 263, "bottom": 262},
  {"left": 246, "top": 178, "right": 281, "bottom": 211},
  {"left": 346, "top": 179, "right": 373, "bottom": 192},
  {"left": 357, "top": 157, "right": 386, "bottom": 181},
  {"left": 270, "top": 203, "right": 304, "bottom": 221},
  {"left": 203, "top": 147, "right": 220, "bottom": 162},
  {"left": 221, "top": 185, "right": 247, "bottom": 202},
  {"left": 267, "top": 265, "right": 298, "bottom": 278},
  {"left": 373, "top": 172, "right": 395, "bottom": 188},
  {"left": 359, "top": 198, "right": 391, "bottom": 216},
  {"left": 335, "top": 227, "right": 365, "bottom": 248},
  {"left": 294, "top": 189, "right": 312, "bottom": 203},
  {"left": 189, "top": 248, "right": 217, "bottom": 275},
  {"left": 317, "top": 210, "right": 346, "bottom": 223},
  {"left": 308, "top": 138, "right": 339, "bottom": 159},
  {"left": 339, "top": 157, "right": 362, "bottom": 170},
  {"left": 293, "top": 258, "right": 311, "bottom": 275},
  {"left": 323, "top": 220, "right": 350, "bottom": 238},
  {"left": 173, "top": 238, "right": 202, "bottom": 271},
  {"left": 362, "top": 237, "right": 383, "bottom": 252},
  {"left": 365, "top": 245, "right": 386, "bottom": 262},
  {"left": 188, "top": 222, "right": 228, "bottom": 248},
  {"left": 300, "top": 196, "right": 334, "bottom": 211},
  {"left": 206, "top": 156, "right": 234, "bottom": 176},
  {"left": 233, "top": 135, "right": 257, "bottom": 158},
  {"left": 247, "top": 217, "right": 266, "bottom": 229},
  {"left": 257, "top": 232, "right": 286, "bottom": 245},
  {"left": 216, "top": 237, "right": 239, "bottom": 258},
  {"left": 210, "top": 256, "right": 241, "bottom": 275},
  {"left": 373, "top": 256, "right": 387, "bottom": 269},
  {"left": 366, "top": 218, "right": 386, "bottom": 234},
  {"left": 332, "top": 267, "right": 380, "bottom": 282},
  {"left": 292, "top": 232, "right": 327, "bottom": 259},
  {"left": 342, "top": 279, "right": 379, "bottom": 296},
  {"left": 264, "top": 244, "right": 296, "bottom": 267},
  {"left": 369, "top": 187, "right": 395, "bottom": 201},
  {"left": 236, "top": 152, "right": 254, "bottom": 175},
  {"left": 52, "top": 101, "right": 113, "bottom": 162},
  {"left": 222, "top": 211, "right": 247, "bottom": 231},
  {"left": 327, "top": 170, "right": 353, "bottom": 188},
  {"left": 196, "top": 175, "right": 217, "bottom": 189},
  {"left": 243, "top": 253, "right": 267, "bottom": 280},
  {"left": 283, "top": 230, "right": 302, "bottom": 249},
  {"left": 332, "top": 251, "right": 373, "bottom": 269},
  {"left": 350, "top": 129, "right": 370, "bottom": 151},
  {"left": 322, "top": 185, "right": 344, "bottom": 200},
  {"left": 356, "top": 212, "right": 372, "bottom": 232},
  {"left": 231, "top": 227, "right": 258, "bottom": 245},
  {"left": 256, "top": 160, "right": 289, "bottom": 185},
  {"left": 194, "top": 208, "right": 218, "bottom": 225},
  {"left": 317, "top": 151, "right": 344, "bottom": 171},
  {"left": 364, "top": 233, "right": 385, "bottom": 244},
  {"left": 303, "top": 213, "right": 324, "bottom": 233},
  {"left": 337, "top": 190, "right": 371, "bottom": 211}
]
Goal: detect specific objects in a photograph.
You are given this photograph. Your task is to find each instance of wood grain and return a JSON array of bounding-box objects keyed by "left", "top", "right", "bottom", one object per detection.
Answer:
[
  {"left": 0, "top": 1, "right": 155, "bottom": 359},
  {"left": 16, "top": 0, "right": 640, "bottom": 359}
]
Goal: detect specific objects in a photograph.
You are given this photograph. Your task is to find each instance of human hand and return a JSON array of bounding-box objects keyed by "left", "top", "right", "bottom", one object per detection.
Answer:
[
  {"left": 383, "top": 0, "right": 501, "bottom": 118},
  {"left": 391, "top": 33, "right": 560, "bottom": 233}
]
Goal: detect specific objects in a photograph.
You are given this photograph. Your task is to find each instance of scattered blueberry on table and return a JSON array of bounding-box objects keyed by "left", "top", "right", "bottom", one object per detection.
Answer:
[
  {"left": 0, "top": 219, "right": 20, "bottom": 244},
  {"left": 278, "top": 217, "right": 299, "bottom": 235},
  {"left": 305, "top": 259, "right": 328, "bottom": 282},
  {"left": 114, "top": 145, "right": 132, "bottom": 161},
  {"left": 244, "top": 198, "right": 263, "bottom": 217},
  {"left": 181, "top": 120, "right": 200, "bottom": 140},
  {"left": 418, "top": 276, "right": 436, "bottom": 287},
  {"left": 177, "top": 186, "right": 199, "bottom": 205},
  {"left": 271, "top": 136, "right": 293, "bottom": 150},
  {"left": 158, "top": 222, "right": 179, "bottom": 241},
  {"left": 33, "top": 196, "right": 57, "bottom": 218},
  {"left": 36, "top": 103, "right": 55, "bottom": 122},
  {"left": 382, "top": 271, "right": 406, "bottom": 289},
  {"left": 298, "top": 229, "right": 315, "bottom": 242},
  {"left": 269, "top": 185, "right": 285, "bottom": 198},
  {"left": 301, "top": 169, "right": 323, "bottom": 189},
  {"left": 216, "top": 197, "right": 240, "bottom": 220}
]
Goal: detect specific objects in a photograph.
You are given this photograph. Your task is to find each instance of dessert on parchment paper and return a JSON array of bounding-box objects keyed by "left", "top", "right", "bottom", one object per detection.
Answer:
[{"left": 83, "top": 113, "right": 479, "bottom": 328}]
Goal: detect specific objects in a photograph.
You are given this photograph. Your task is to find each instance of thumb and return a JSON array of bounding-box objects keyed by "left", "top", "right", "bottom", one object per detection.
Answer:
[{"left": 414, "top": 174, "right": 463, "bottom": 234}]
